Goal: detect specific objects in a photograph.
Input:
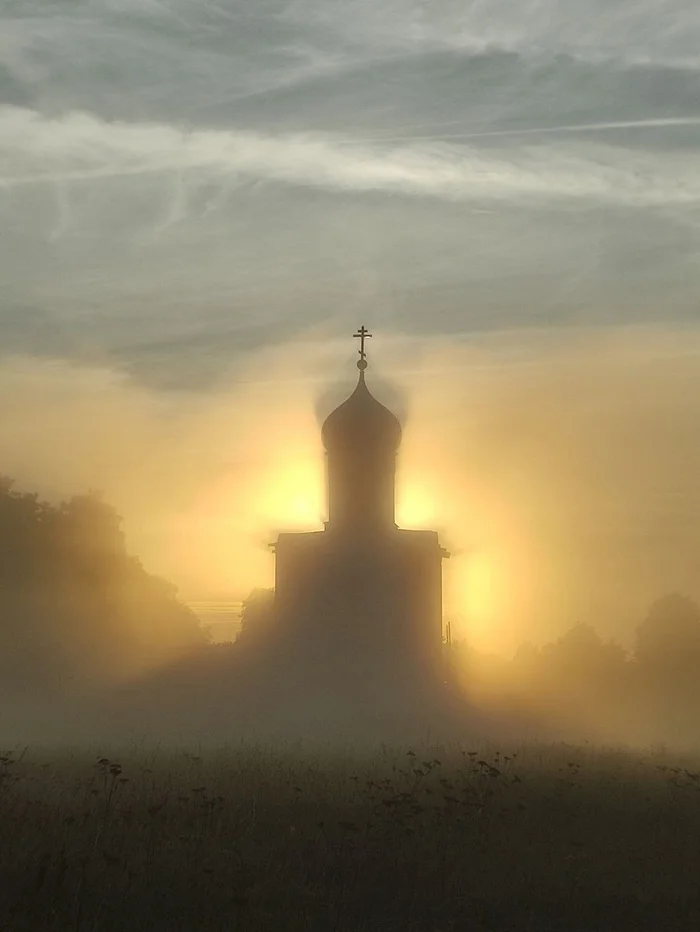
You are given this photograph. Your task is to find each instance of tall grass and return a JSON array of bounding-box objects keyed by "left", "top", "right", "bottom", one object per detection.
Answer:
[{"left": 0, "top": 741, "right": 699, "bottom": 931}]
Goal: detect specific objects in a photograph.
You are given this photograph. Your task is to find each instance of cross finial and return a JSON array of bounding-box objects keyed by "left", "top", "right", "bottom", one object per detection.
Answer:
[{"left": 353, "top": 326, "right": 372, "bottom": 370}]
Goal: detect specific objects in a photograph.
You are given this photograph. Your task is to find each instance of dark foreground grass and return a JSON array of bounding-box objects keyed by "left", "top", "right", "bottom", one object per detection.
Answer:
[{"left": 0, "top": 740, "right": 699, "bottom": 931}]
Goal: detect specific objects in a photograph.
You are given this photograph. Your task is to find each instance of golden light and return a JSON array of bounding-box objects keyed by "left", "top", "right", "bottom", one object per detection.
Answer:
[
  {"left": 444, "top": 553, "right": 500, "bottom": 652},
  {"left": 252, "top": 456, "right": 325, "bottom": 531},
  {"left": 396, "top": 477, "right": 440, "bottom": 529},
  {"left": 469, "top": 552, "right": 500, "bottom": 619}
]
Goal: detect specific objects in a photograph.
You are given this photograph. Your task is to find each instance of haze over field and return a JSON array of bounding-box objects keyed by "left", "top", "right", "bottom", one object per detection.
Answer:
[{"left": 2, "top": 0, "right": 700, "bottom": 654}]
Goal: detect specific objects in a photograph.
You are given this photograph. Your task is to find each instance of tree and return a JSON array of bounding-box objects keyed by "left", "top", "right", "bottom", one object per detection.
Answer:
[
  {"left": 635, "top": 593, "right": 700, "bottom": 667},
  {"left": 541, "top": 623, "right": 627, "bottom": 675},
  {"left": 0, "top": 477, "right": 208, "bottom": 692},
  {"left": 237, "top": 588, "right": 275, "bottom": 649}
]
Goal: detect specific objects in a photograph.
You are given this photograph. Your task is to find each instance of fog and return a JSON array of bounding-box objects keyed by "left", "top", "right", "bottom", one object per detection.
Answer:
[
  {"left": 2, "top": 327, "right": 700, "bottom": 750},
  {"left": 3, "top": 0, "right": 700, "bottom": 751},
  {"left": 4, "top": 326, "right": 700, "bottom": 652}
]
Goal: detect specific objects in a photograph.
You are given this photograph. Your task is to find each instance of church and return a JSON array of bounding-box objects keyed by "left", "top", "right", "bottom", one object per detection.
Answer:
[{"left": 270, "top": 328, "right": 449, "bottom": 692}]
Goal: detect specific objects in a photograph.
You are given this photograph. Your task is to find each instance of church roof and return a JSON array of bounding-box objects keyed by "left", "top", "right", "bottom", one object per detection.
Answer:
[{"left": 321, "top": 365, "right": 402, "bottom": 454}]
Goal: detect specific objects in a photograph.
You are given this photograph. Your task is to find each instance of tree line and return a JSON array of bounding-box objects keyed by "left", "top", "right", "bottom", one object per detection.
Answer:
[
  {"left": 2, "top": 475, "right": 699, "bottom": 746},
  {"left": 0, "top": 477, "right": 207, "bottom": 693}
]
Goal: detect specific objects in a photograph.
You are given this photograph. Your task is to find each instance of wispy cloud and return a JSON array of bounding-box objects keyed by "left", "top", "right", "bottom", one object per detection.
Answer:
[
  {"left": 2, "top": 106, "right": 700, "bottom": 208},
  {"left": 292, "top": 0, "right": 700, "bottom": 71}
]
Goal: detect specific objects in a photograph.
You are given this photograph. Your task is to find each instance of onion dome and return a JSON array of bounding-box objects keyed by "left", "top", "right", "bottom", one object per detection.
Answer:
[{"left": 322, "top": 363, "right": 402, "bottom": 454}]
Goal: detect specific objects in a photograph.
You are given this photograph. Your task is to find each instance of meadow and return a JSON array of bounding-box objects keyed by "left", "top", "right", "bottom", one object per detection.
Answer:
[{"left": 0, "top": 740, "right": 699, "bottom": 932}]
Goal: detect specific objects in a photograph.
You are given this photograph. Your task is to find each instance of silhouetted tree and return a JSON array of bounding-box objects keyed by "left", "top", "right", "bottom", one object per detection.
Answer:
[
  {"left": 541, "top": 623, "right": 627, "bottom": 677},
  {"left": 0, "top": 477, "right": 208, "bottom": 693},
  {"left": 635, "top": 593, "right": 700, "bottom": 668},
  {"left": 508, "top": 624, "right": 629, "bottom": 736},
  {"left": 632, "top": 592, "right": 700, "bottom": 738},
  {"left": 513, "top": 640, "right": 541, "bottom": 668},
  {"left": 237, "top": 588, "right": 275, "bottom": 649}
]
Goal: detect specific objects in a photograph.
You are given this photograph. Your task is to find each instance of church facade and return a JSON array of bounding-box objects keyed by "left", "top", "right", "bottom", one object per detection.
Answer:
[{"left": 271, "top": 329, "right": 449, "bottom": 688}]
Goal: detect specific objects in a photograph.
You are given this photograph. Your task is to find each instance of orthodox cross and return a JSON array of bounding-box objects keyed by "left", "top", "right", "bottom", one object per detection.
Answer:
[{"left": 353, "top": 326, "right": 372, "bottom": 363}]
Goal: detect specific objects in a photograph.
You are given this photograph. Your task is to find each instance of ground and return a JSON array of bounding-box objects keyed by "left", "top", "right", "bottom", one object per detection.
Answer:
[{"left": 0, "top": 740, "right": 699, "bottom": 931}]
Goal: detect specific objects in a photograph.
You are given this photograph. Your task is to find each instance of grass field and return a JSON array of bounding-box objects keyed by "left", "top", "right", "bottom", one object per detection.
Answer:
[{"left": 1, "top": 740, "right": 699, "bottom": 931}]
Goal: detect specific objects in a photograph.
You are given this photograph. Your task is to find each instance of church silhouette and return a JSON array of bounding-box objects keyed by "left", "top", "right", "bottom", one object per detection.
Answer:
[{"left": 270, "top": 328, "right": 450, "bottom": 695}]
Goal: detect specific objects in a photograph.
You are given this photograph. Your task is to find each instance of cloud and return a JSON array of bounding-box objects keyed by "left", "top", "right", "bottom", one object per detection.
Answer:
[
  {"left": 293, "top": 0, "right": 700, "bottom": 71},
  {"left": 2, "top": 106, "right": 700, "bottom": 208}
]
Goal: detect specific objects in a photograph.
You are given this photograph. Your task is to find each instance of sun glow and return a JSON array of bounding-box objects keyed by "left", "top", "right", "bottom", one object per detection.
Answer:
[
  {"left": 445, "top": 553, "right": 501, "bottom": 649},
  {"left": 466, "top": 552, "right": 500, "bottom": 626},
  {"left": 253, "top": 457, "right": 326, "bottom": 531},
  {"left": 396, "top": 478, "right": 440, "bottom": 529}
]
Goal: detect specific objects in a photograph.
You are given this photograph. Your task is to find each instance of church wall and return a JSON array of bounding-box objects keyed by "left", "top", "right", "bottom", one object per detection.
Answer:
[{"left": 274, "top": 529, "right": 445, "bottom": 680}]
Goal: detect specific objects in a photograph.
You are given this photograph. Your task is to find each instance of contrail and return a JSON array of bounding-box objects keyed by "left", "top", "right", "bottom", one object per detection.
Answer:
[{"left": 342, "top": 117, "right": 700, "bottom": 145}]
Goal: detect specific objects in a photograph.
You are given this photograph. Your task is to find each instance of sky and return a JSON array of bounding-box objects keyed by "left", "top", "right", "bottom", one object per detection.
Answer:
[{"left": 2, "top": 0, "right": 700, "bottom": 654}]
